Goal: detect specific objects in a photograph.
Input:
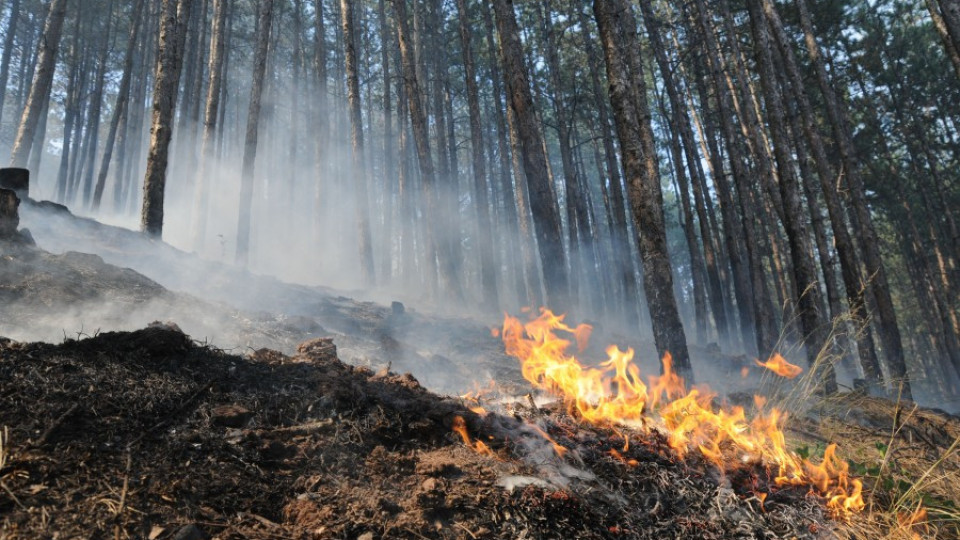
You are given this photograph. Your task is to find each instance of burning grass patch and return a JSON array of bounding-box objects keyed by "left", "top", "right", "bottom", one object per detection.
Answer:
[{"left": 0, "top": 321, "right": 955, "bottom": 538}]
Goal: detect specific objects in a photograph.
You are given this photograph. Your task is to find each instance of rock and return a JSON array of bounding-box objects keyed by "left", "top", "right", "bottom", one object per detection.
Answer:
[
  {"left": 391, "top": 301, "right": 405, "bottom": 315},
  {"left": 357, "top": 533, "right": 374, "bottom": 540},
  {"left": 17, "top": 227, "right": 35, "bottom": 246},
  {"left": 170, "top": 524, "right": 205, "bottom": 540},
  {"left": 148, "top": 320, "right": 183, "bottom": 333},
  {"left": 0, "top": 168, "right": 29, "bottom": 198},
  {"left": 211, "top": 404, "right": 253, "bottom": 427},
  {"left": 29, "top": 199, "right": 70, "bottom": 214},
  {"left": 296, "top": 337, "right": 337, "bottom": 361},
  {"left": 0, "top": 188, "right": 19, "bottom": 239}
]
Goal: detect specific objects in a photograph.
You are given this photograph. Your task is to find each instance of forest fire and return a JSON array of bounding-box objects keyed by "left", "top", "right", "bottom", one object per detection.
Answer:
[{"left": 482, "top": 308, "right": 865, "bottom": 518}]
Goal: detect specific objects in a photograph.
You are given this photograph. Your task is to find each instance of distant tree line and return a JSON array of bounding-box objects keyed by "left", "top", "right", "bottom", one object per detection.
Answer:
[{"left": 1, "top": 0, "right": 958, "bottom": 403}]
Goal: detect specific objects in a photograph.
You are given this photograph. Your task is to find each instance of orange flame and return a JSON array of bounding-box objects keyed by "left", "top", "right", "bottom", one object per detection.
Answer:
[
  {"left": 756, "top": 353, "right": 803, "bottom": 378},
  {"left": 897, "top": 504, "right": 929, "bottom": 538},
  {"left": 498, "top": 308, "right": 864, "bottom": 518},
  {"left": 452, "top": 416, "right": 495, "bottom": 457}
]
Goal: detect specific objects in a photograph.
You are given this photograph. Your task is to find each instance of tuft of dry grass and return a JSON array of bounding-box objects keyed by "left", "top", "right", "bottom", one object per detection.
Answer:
[{"left": 758, "top": 304, "right": 960, "bottom": 539}]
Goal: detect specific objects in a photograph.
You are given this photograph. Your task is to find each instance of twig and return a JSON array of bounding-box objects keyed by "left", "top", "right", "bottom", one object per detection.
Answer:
[
  {"left": 240, "top": 512, "right": 280, "bottom": 528},
  {"left": 255, "top": 419, "right": 334, "bottom": 436},
  {"left": 0, "top": 480, "right": 26, "bottom": 510},
  {"left": 114, "top": 450, "right": 132, "bottom": 540},
  {"left": 455, "top": 523, "right": 478, "bottom": 539},
  {"left": 30, "top": 403, "right": 79, "bottom": 448}
]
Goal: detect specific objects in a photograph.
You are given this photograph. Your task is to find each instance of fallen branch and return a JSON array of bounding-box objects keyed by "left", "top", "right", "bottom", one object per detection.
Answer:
[{"left": 30, "top": 403, "right": 79, "bottom": 448}]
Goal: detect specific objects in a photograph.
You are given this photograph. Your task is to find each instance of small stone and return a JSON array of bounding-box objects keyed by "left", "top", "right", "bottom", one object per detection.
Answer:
[
  {"left": 211, "top": 404, "right": 253, "bottom": 428},
  {"left": 170, "top": 524, "right": 205, "bottom": 540},
  {"left": 357, "top": 533, "right": 374, "bottom": 540},
  {"left": 391, "top": 301, "right": 405, "bottom": 315}
]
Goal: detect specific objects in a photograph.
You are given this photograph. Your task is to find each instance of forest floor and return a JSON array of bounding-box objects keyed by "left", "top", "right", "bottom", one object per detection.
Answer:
[{"left": 0, "top": 201, "right": 959, "bottom": 539}]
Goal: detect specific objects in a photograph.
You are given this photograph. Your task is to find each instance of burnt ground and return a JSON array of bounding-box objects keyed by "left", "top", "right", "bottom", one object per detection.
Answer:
[
  {"left": 0, "top": 324, "right": 837, "bottom": 540},
  {"left": 2, "top": 202, "right": 959, "bottom": 538}
]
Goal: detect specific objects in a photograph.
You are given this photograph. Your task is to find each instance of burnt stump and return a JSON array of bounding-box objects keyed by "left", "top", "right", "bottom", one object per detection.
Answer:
[
  {"left": 0, "top": 187, "right": 19, "bottom": 239},
  {"left": 0, "top": 168, "right": 29, "bottom": 198}
]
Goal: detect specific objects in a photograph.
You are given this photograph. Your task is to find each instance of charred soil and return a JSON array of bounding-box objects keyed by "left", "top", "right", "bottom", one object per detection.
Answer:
[{"left": 0, "top": 324, "right": 850, "bottom": 539}]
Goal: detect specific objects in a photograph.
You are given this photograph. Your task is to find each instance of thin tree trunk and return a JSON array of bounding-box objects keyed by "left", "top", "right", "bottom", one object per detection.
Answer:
[
  {"left": 9, "top": 0, "right": 68, "bottom": 167},
  {"left": 141, "top": 0, "right": 194, "bottom": 236},
  {"left": 235, "top": 0, "right": 273, "bottom": 263},
  {"left": 93, "top": 0, "right": 146, "bottom": 211},
  {"left": 188, "top": 0, "right": 228, "bottom": 247},
  {"left": 492, "top": 0, "right": 569, "bottom": 309},
  {"left": 392, "top": 0, "right": 461, "bottom": 298},
  {"left": 457, "top": 0, "right": 498, "bottom": 310},
  {"left": 80, "top": 0, "right": 114, "bottom": 207},
  {"left": 690, "top": 0, "right": 770, "bottom": 358},
  {"left": 929, "top": 0, "right": 960, "bottom": 78},
  {"left": 593, "top": 0, "right": 693, "bottom": 380},
  {"left": 745, "top": 0, "right": 836, "bottom": 393},
  {"left": 764, "top": 0, "right": 883, "bottom": 388},
  {"left": 0, "top": 0, "right": 21, "bottom": 129},
  {"left": 795, "top": 0, "right": 910, "bottom": 399}
]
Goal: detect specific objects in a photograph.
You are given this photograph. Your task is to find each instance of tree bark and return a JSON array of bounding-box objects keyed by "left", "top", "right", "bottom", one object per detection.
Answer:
[
  {"left": 338, "top": 0, "right": 375, "bottom": 284},
  {"left": 187, "top": 0, "right": 228, "bottom": 247},
  {"left": 392, "top": 0, "right": 462, "bottom": 298},
  {"left": 0, "top": 0, "right": 21, "bottom": 129},
  {"left": 141, "top": 0, "right": 193, "bottom": 236},
  {"left": 9, "top": 0, "right": 68, "bottom": 168},
  {"left": 492, "top": 0, "right": 569, "bottom": 310},
  {"left": 235, "top": 0, "right": 273, "bottom": 263},
  {"left": 745, "top": 0, "right": 836, "bottom": 393},
  {"left": 457, "top": 0, "right": 498, "bottom": 310},
  {"left": 593, "top": 0, "right": 693, "bottom": 380},
  {"left": 764, "top": 0, "right": 883, "bottom": 388},
  {"left": 929, "top": 0, "right": 960, "bottom": 78},
  {"left": 795, "top": 0, "right": 911, "bottom": 399},
  {"left": 93, "top": 0, "right": 146, "bottom": 211}
]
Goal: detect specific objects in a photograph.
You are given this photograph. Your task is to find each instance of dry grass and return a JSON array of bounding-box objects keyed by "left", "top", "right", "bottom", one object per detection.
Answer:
[{"left": 752, "top": 296, "right": 960, "bottom": 538}]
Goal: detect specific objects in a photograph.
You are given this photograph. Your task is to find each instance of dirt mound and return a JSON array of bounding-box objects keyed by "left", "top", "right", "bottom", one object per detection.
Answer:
[{"left": 0, "top": 326, "right": 840, "bottom": 539}]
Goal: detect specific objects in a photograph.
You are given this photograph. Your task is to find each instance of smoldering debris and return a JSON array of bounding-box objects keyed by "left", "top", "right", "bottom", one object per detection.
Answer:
[{"left": 0, "top": 325, "right": 839, "bottom": 539}]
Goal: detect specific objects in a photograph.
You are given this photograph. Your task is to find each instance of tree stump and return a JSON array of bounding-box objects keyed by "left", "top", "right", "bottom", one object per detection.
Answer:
[
  {"left": 0, "top": 168, "right": 29, "bottom": 198},
  {"left": 0, "top": 188, "right": 20, "bottom": 239}
]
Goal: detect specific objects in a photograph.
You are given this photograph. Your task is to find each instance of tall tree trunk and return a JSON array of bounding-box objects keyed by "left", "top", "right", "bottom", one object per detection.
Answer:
[
  {"left": 689, "top": 0, "right": 770, "bottom": 358},
  {"left": 378, "top": 0, "right": 394, "bottom": 282},
  {"left": 80, "top": 0, "right": 114, "bottom": 207},
  {"left": 593, "top": 0, "right": 693, "bottom": 380},
  {"left": 481, "top": 0, "right": 528, "bottom": 307},
  {"left": 641, "top": 1, "right": 726, "bottom": 346},
  {"left": 492, "top": 0, "right": 569, "bottom": 309},
  {"left": 93, "top": 0, "right": 146, "bottom": 211},
  {"left": 338, "top": 0, "right": 375, "bottom": 284},
  {"left": 189, "top": 0, "right": 228, "bottom": 247},
  {"left": 0, "top": 0, "right": 21, "bottom": 129},
  {"left": 575, "top": 4, "right": 641, "bottom": 329},
  {"left": 764, "top": 0, "right": 883, "bottom": 388},
  {"left": 392, "top": 0, "right": 461, "bottom": 298},
  {"left": 745, "top": 0, "right": 836, "bottom": 393},
  {"left": 795, "top": 0, "right": 911, "bottom": 399},
  {"left": 9, "top": 0, "right": 68, "bottom": 167},
  {"left": 457, "top": 0, "right": 498, "bottom": 310},
  {"left": 235, "top": 0, "right": 273, "bottom": 264},
  {"left": 141, "top": 0, "right": 193, "bottom": 236},
  {"left": 313, "top": 0, "right": 328, "bottom": 233}
]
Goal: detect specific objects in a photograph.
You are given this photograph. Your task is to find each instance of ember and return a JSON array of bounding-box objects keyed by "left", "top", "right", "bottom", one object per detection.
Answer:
[{"left": 496, "top": 308, "right": 865, "bottom": 518}]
